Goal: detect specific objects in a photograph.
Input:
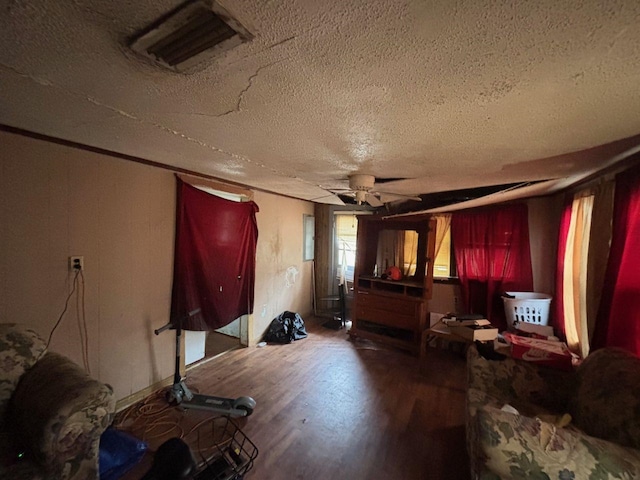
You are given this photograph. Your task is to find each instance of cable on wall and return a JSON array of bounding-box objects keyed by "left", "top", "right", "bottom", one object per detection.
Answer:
[
  {"left": 42, "top": 267, "right": 91, "bottom": 373},
  {"left": 42, "top": 269, "right": 80, "bottom": 358},
  {"left": 77, "top": 270, "right": 90, "bottom": 374}
]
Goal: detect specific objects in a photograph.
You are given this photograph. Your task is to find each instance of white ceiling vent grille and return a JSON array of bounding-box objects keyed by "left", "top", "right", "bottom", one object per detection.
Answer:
[{"left": 130, "top": 1, "right": 253, "bottom": 73}]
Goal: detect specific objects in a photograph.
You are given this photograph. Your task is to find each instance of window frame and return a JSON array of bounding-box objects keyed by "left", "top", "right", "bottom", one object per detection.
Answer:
[
  {"left": 334, "top": 212, "right": 360, "bottom": 283},
  {"left": 433, "top": 229, "right": 458, "bottom": 281},
  {"left": 303, "top": 214, "right": 314, "bottom": 261}
]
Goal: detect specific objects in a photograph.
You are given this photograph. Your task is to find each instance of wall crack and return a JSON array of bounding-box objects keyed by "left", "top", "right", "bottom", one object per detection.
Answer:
[
  {"left": 0, "top": 61, "right": 53, "bottom": 87},
  {"left": 0, "top": 61, "right": 254, "bottom": 163},
  {"left": 214, "top": 58, "right": 287, "bottom": 118},
  {"left": 0, "top": 59, "right": 314, "bottom": 185}
]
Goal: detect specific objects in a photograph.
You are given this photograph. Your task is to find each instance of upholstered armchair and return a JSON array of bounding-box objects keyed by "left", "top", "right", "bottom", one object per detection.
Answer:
[{"left": 0, "top": 323, "right": 116, "bottom": 479}]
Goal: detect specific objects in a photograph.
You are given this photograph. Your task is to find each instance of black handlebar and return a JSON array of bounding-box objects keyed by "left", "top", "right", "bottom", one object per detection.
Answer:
[
  {"left": 154, "top": 308, "right": 203, "bottom": 335},
  {"left": 154, "top": 323, "right": 173, "bottom": 335}
]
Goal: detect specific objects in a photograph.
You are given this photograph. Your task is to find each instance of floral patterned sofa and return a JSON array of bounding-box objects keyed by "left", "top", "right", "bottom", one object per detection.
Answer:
[
  {"left": 466, "top": 343, "right": 640, "bottom": 479},
  {"left": 0, "top": 323, "right": 116, "bottom": 479}
]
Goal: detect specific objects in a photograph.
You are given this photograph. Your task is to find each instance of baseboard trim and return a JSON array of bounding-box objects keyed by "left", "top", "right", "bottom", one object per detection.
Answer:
[
  {"left": 115, "top": 375, "right": 174, "bottom": 412},
  {"left": 114, "top": 346, "right": 242, "bottom": 412}
]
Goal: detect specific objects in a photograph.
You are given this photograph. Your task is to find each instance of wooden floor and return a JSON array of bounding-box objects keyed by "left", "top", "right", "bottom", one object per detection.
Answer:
[{"left": 115, "top": 317, "right": 470, "bottom": 480}]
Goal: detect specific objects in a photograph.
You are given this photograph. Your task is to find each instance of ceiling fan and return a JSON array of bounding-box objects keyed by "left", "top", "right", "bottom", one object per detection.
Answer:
[{"left": 331, "top": 174, "right": 422, "bottom": 207}]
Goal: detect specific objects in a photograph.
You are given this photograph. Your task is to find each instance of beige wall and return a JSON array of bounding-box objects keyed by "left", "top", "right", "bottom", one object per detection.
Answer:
[
  {"left": 0, "top": 131, "right": 314, "bottom": 400},
  {"left": 251, "top": 191, "right": 315, "bottom": 344},
  {"left": 527, "top": 195, "right": 563, "bottom": 295},
  {"left": 0, "top": 131, "right": 177, "bottom": 401},
  {"left": 429, "top": 282, "right": 463, "bottom": 315}
]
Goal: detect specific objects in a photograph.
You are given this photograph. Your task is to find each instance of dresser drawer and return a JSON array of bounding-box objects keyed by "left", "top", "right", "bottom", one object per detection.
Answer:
[
  {"left": 356, "top": 304, "right": 417, "bottom": 330},
  {"left": 355, "top": 293, "right": 424, "bottom": 331},
  {"left": 357, "top": 292, "right": 420, "bottom": 316}
]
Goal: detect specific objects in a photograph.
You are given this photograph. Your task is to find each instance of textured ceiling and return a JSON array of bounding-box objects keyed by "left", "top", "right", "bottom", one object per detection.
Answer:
[{"left": 1, "top": 0, "right": 640, "bottom": 205}]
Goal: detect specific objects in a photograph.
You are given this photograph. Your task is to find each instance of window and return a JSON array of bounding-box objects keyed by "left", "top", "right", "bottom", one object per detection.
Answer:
[
  {"left": 433, "top": 214, "right": 456, "bottom": 279},
  {"left": 402, "top": 230, "right": 419, "bottom": 276},
  {"left": 433, "top": 227, "right": 453, "bottom": 278},
  {"left": 377, "top": 229, "right": 419, "bottom": 277},
  {"left": 335, "top": 213, "right": 358, "bottom": 282},
  {"left": 303, "top": 214, "right": 314, "bottom": 261}
]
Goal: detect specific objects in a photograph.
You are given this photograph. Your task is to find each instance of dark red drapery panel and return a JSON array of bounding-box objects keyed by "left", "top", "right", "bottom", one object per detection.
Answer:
[
  {"left": 592, "top": 164, "right": 640, "bottom": 355},
  {"left": 171, "top": 179, "right": 259, "bottom": 331},
  {"left": 451, "top": 203, "right": 533, "bottom": 331},
  {"left": 553, "top": 200, "right": 573, "bottom": 339}
]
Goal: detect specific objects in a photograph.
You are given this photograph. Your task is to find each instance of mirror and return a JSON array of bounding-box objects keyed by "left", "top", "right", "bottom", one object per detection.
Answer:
[{"left": 376, "top": 229, "right": 419, "bottom": 278}]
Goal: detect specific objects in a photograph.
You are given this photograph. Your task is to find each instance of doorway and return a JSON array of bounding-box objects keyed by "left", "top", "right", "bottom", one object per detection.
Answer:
[
  {"left": 180, "top": 181, "right": 253, "bottom": 367},
  {"left": 205, "top": 315, "right": 246, "bottom": 358}
]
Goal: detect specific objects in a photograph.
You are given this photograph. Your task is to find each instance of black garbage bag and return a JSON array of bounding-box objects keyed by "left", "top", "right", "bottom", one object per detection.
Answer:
[{"left": 264, "top": 311, "right": 308, "bottom": 344}]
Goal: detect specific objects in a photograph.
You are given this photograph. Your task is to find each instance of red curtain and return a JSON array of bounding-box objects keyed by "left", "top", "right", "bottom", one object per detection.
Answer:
[
  {"left": 171, "top": 179, "right": 259, "bottom": 331},
  {"left": 553, "top": 200, "right": 573, "bottom": 339},
  {"left": 451, "top": 204, "right": 533, "bottom": 331},
  {"left": 592, "top": 164, "right": 640, "bottom": 355}
]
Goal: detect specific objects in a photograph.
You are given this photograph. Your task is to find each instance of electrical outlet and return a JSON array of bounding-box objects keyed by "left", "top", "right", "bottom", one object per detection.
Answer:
[{"left": 69, "top": 256, "right": 84, "bottom": 271}]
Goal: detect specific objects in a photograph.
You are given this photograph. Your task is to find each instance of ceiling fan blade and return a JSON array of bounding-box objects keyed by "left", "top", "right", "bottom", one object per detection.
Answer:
[
  {"left": 365, "top": 193, "right": 384, "bottom": 207},
  {"left": 313, "top": 192, "right": 346, "bottom": 205},
  {"left": 376, "top": 192, "right": 422, "bottom": 203}
]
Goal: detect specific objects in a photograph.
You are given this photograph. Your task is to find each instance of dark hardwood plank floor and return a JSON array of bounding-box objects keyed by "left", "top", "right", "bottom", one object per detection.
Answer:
[{"left": 116, "top": 317, "right": 470, "bottom": 480}]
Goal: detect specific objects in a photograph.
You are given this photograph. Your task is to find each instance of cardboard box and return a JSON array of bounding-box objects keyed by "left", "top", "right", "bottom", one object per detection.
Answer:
[
  {"left": 514, "top": 322, "right": 555, "bottom": 338},
  {"left": 503, "top": 332, "right": 573, "bottom": 370},
  {"left": 448, "top": 324, "right": 498, "bottom": 342},
  {"left": 444, "top": 318, "right": 491, "bottom": 327}
]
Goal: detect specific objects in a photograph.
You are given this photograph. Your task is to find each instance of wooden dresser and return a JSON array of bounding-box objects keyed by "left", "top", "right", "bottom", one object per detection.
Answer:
[{"left": 349, "top": 214, "right": 436, "bottom": 354}]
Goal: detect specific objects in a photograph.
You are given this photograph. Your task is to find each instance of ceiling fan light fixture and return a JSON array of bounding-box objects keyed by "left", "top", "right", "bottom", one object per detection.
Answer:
[
  {"left": 348, "top": 174, "right": 375, "bottom": 192},
  {"left": 355, "top": 191, "right": 367, "bottom": 205}
]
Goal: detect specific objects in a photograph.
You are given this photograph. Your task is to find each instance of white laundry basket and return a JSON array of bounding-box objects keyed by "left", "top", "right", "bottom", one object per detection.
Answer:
[{"left": 503, "top": 292, "right": 552, "bottom": 327}]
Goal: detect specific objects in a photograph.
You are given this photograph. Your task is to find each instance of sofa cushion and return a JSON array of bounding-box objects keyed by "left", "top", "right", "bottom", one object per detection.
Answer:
[
  {"left": 467, "top": 387, "right": 558, "bottom": 423},
  {"left": 467, "top": 344, "right": 574, "bottom": 413},
  {"left": 0, "top": 323, "right": 46, "bottom": 423},
  {"left": 468, "top": 397, "right": 640, "bottom": 480},
  {"left": 571, "top": 347, "right": 640, "bottom": 449}
]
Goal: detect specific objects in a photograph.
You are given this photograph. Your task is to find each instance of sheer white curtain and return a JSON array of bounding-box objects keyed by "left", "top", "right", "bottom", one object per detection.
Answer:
[
  {"left": 434, "top": 214, "right": 452, "bottom": 258},
  {"left": 563, "top": 194, "right": 594, "bottom": 358},
  {"left": 402, "top": 230, "right": 418, "bottom": 276}
]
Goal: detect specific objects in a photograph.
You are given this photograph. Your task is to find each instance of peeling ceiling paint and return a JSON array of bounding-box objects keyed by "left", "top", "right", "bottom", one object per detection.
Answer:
[{"left": 1, "top": 0, "right": 640, "bottom": 204}]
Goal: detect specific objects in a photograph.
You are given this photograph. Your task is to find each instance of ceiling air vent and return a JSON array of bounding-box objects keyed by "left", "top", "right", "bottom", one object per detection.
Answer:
[{"left": 130, "top": 1, "right": 253, "bottom": 73}]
